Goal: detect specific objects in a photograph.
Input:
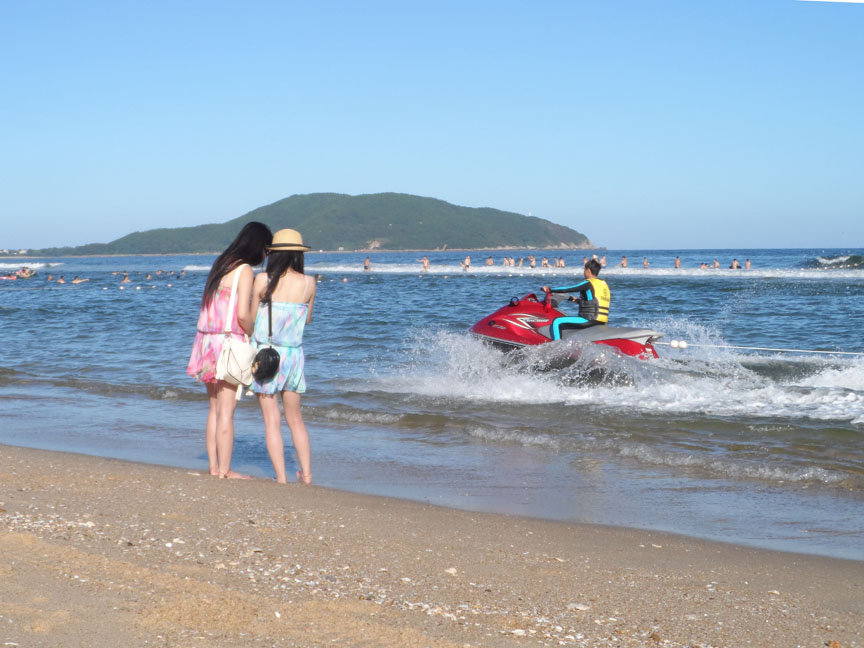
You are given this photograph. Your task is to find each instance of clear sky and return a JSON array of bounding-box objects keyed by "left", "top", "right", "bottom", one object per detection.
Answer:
[{"left": 2, "top": 0, "right": 862, "bottom": 250}]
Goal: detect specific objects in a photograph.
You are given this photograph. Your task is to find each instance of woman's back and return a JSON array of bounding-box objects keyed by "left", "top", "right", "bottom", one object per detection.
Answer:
[
  {"left": 252, "top": 270, "right": 313, "bottom": 348},
  {"left": 269, "top": 270, "right": 310, "bottom": 304},
  {"left": 196, "top": 265, "right": 248, "bottom": 335}
]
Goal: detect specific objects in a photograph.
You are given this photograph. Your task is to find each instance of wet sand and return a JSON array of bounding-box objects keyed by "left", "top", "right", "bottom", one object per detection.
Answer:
[{"left": 1, "top": 444, "right": 862, "bottom": 647}]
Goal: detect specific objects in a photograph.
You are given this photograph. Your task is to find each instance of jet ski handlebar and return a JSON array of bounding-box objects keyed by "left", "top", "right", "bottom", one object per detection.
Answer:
[{"left": 510, "top": 290, "right": 554, "bottom": 312}]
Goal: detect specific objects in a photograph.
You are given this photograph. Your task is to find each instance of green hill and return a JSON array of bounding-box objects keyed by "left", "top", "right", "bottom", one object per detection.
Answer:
[{"left": 31, "top": 193, "right": 594, "bottom": 255}]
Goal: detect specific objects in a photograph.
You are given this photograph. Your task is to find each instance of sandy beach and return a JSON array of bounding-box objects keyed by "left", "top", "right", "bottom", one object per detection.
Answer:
[{"left": 1, "top": 445, "right": 862, "bottom": 648}]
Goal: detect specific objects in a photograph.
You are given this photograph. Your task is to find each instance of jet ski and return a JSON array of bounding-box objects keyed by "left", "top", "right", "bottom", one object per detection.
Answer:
[{"left": 469, "top": 290, "right": 663, "bottom": 359}]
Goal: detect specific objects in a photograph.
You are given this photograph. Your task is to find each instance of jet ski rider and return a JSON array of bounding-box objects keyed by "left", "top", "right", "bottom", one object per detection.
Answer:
[{"left": 541, "top": 258, "right": 610, "bottom": 340}]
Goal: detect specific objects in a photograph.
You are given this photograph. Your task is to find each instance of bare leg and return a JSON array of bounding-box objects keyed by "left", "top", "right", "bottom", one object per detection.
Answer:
[
  {"left": 205, "top": 382, "right": 219, "bottom": 475},
  {"left": 257, "top": 393, "right": 287, "bottom": 483},
  {"left": 214, "top": 380, "right": 249, "bottom": 479},
  {"left": 282, "top": 391, "right": 311, "bottom": 484}
]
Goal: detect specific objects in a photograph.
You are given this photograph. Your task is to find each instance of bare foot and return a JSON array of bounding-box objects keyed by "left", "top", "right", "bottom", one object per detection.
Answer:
[
  {"left": 209, "top": 468, "right": 220, "bottom": 477},
  {"left": 296, "top": 470, "right": 312, "bottom": 485},
  {"left": 219, "top": 470, "right": 252, "bottom": 480}
]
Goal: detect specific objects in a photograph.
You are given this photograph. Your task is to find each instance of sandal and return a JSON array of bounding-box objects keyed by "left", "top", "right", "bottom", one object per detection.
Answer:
[{"left": 296, "top": 470, "right": 312, "bottom": 485}]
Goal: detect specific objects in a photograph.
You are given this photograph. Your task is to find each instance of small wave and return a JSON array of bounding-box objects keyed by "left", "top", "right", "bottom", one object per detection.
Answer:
[
  {"left": 615, "top": 443, "right": 854, "bottom": 486},
  {"left": 313, "top": 407, "right": 404, "bottom": 424},
  {"left": 802, "top": 254, "right": 864, "bottom": 270},
  {"left": 465, "top": 423, "right": 858, "bottom": 487},
  {"left": 182, "top": 264, "right": 212, "bottom": 272},
  {"left": 467, "top": 426, "right": 565, "bottom": 450},
  {"left": 0, "top": 262, "right": 63, "bottom": 270}
]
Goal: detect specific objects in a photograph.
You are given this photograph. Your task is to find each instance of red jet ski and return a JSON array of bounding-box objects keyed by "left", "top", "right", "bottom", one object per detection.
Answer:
[{"left": 470, "top": 290, "right": 662, "bottom": 359}]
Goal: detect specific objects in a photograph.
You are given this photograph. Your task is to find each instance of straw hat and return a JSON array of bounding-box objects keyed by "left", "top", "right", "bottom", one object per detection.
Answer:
[{"left": 268, "top": 228, "right": 310, "bottom": 251}]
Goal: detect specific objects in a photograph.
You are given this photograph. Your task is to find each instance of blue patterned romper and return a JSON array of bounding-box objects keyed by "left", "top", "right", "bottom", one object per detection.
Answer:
[{"left": 249, "top": 278, "right": 310, "bottom": 395}]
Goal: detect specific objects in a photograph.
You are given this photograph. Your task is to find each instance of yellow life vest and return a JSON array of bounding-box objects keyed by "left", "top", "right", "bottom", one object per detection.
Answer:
[{"left": 586, "top": 277, "right": 610, "bottom": 323}]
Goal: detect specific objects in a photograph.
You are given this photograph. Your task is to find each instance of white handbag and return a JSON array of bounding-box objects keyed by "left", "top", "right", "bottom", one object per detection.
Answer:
[{"left": 215, "top": 265, "right": 256, "bottom": 387}]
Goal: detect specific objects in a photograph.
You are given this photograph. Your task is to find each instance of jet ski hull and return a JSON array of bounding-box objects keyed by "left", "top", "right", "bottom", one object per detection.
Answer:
[{"left": 469, "top": 293, "right": 662, "bottom": 359}]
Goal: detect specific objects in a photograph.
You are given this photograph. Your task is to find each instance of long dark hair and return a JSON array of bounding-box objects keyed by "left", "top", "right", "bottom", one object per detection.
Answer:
[
  {"left": 202, "top": 221, "right": 272, "bottom": 307},
  {"left": 261, "top": 250, "right": 305, "bottom": 304}
]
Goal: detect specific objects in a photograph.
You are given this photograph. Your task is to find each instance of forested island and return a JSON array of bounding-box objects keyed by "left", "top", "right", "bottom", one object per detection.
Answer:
[{"left": 24, "top": 193, "right": 594, "bottom": 256}]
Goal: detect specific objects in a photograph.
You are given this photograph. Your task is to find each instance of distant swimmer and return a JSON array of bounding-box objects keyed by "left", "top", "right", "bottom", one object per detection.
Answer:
[
  {"left": 486, "top": 256, "right": 494, "bottom": 266},
  {"left": 619, "top": 256, "right": 628, "bottom": 268},
  {"left": 517, "top": 258, "right": 524, "bottom": 268},
  {"left": 528, "top": 255, "right": 536, "bottom": 269},
  {"left": 674, "top": 256, "right": 681, "bottom": 269},
  {"left": 730, "top": 258, "right": 741, "bottom": 269},
  {"left": 46, "top": 274, "right": 54, "bottom": 281},
  {"left": 461, "top": 255, "right": 471, "bottom": 271},
  {"left": 364, "top": 257, "right": 371, "bottom": 271},
  {"left": 713, "top": 258, "right": 720, "bottom": 269},
  {"left": 559, "top": 257, "right": 566, "bottom": 268},
  {"left": 745, "top": 258, "right": 751, "bottom": 270},
  {"left": 418, "top": 256, "right": 430, "bottom": 272},
  {"left": 121, "top": 272, "right": 131, "bottom": 283},
  {"left": 599, "top": 255, "right": 606, "bottom": 267},
  {"left": 541, "top": 257, "right": 550, "bottom": 268},
  {"left": 699, "top": 262, "right": 709, "bottom": 270},
  {"left": 56, "top": 276, "right": 66, "bottom": 284},
  {"left": 643, "top": 257, "right": 650, "bottom": 269},
  {"left": 71, "top": 276, "right": 89, "bottom": 284}
]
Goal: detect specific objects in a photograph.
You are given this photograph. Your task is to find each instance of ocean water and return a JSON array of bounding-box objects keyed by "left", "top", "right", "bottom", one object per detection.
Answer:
[{"left": 1, "top": 248, "right": 863, "bottom": 560}]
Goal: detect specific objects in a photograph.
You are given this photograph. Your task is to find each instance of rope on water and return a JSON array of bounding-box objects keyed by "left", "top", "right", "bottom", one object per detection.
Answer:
[{"left": 654, "top": 340, "right": 864, "bottom": 356}]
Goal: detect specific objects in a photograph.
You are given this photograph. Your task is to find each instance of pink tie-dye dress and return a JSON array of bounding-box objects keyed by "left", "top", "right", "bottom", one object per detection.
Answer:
[{"left": 186, "top": 284, "right": 246, "bottom": 383}]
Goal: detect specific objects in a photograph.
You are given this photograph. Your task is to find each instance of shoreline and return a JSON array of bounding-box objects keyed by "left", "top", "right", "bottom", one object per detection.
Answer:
[{"left": 2, "top": 444, "right": 862, "bottom": 646}]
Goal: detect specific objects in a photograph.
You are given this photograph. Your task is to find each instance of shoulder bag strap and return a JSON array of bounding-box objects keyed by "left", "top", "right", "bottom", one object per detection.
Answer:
[
  {"left": 267, "top": 297, "right": 273, "bottom": 344},
  {"left": 223, "top": 264, "right": 246, "bottom": 336}
]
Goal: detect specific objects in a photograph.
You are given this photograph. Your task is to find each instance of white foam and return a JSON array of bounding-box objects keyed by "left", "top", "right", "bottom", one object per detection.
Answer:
[
  {"left": 0, "top": 262, "right": 63, "bottom": 270},
  {"left": 182, "top": 264, "right": 212, "bottom": 272},
  {"left": 370, "top": 327, "right": 864, "bottom": 426}
]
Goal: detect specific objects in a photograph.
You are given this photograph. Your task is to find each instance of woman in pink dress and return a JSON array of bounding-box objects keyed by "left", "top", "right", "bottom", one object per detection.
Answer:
[{"left": 187, "top": 222, "right": 272, "bottom": 478}]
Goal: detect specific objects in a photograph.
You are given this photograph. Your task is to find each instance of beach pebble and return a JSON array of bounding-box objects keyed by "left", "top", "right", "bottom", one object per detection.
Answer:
[
  {"left": 567, "top": 603, "right": 590, "bottom": 611},
  {"left": 445, "top": 567, "right": 458, "bottom": 576},
  {"left": 511, "top": 629, "right": 526, "bottom": 636}
]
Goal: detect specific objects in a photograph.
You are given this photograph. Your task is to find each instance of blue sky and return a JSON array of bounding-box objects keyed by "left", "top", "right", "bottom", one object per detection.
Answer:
[{"left": 1, "top": 0, "right": 862, "bottom": 250}]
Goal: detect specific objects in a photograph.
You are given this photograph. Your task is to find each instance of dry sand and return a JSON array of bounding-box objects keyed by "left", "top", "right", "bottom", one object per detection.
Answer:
[{"left": 1, "top": 444, "right": 862, "bottom": 647}]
